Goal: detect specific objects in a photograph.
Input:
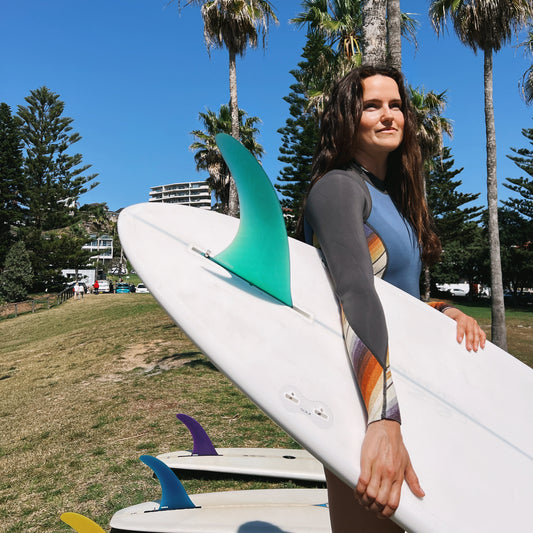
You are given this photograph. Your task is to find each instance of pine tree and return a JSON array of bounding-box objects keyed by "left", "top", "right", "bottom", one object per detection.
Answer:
[
  {"left": 275, "top": 36, "right": 322, "bottom": 236},
  {"left": 497, "top": 207, "right": 533, "bottom": 299},
  {"left": 426, "top": 147, "right": 484, "bottom": 294},
  {"left": 426, "top": 147, "right": 482, "bottom": 242},
  {"left": 505, "top": 125, "right": 533, "bottom": 220},
  {"left": 17, "top": 86, "right": 98, "bottom": 231},
  {"left": 275, "top": 82, "right": 319, "bottom": 235},
  {"left": 0, "top": 103, "right": 24, "bottom": 265},
  {"left": 15, "top": 87, "right": 99, "bottom": 290},
  {"left": 0, "top": 241, "right": 33, "bottom": 302}
]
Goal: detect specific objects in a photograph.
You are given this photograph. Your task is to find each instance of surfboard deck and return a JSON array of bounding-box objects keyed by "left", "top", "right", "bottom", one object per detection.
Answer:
[
  {"left": 157, "top": 447, "right": 326, "bottom": 482},
  {"left": 109, "top": 488, "right": 330, "bottom": 532},
  {"left": 157, "top": 414, "right": 326, "bottom": 482},
  {"left": 118, "top": 135, "right": 533, "bottom": 532}
]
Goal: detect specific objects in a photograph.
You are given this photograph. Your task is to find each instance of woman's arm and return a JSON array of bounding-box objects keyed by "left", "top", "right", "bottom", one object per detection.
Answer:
[
  {"left": 306, "top": 171, "right": 424, "bottom": 518},
  {"left": 306, "top": 171, "right": 397, "bottom": 423}
]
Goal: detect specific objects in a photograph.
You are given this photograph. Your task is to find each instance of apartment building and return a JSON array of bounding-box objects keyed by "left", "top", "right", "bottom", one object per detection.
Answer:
[
  {"left": 82, "top": 234, "right": 113, "bottom": 262},
  {"left": 149, "top": 181, "right": 212, "bottom": 209}
]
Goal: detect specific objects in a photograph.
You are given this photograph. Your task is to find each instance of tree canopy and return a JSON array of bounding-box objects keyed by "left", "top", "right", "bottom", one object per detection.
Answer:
[{"left": 0, "top": 87, "right": 101, "bottom": 292}]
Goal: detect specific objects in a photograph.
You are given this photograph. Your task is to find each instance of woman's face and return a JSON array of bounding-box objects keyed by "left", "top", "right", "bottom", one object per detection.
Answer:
[{"left": 354, "top": 75, "right": 404, "bottom": 162}]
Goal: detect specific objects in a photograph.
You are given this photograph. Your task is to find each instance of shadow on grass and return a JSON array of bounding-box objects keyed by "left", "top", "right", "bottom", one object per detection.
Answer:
[
  {"left": 157, "top": 351, "right": 217, "bottom": 371},
  {"left": 171, "top": 469, "right": 326, "bottom": 488}
]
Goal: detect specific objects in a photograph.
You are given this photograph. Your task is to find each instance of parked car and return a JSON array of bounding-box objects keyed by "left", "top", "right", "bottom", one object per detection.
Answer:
[
  {"left": 97, "top": 280, "right": 110, "bottom": 293},
  {"left": 449, "top": 287, "right": 469, "bottom": 297},
  {"left": 116, "top": 282, "right": 130, "bottom": 293},
  {"left": 136, "top": 283, "right": 150, "bottom": 294}
]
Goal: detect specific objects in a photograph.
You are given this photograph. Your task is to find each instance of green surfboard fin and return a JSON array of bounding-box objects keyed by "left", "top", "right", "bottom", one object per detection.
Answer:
[
  {"left": 60, "top": 512, "right": 106, "bottom": 533},
  {"left": 212, "top": 133, "right": 293, "bottom": 307}
]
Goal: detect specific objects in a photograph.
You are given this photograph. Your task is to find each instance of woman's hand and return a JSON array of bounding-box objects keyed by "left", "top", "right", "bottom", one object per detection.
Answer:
[
  {"left": 355, "top": 419, "right": 424, "bottom": 519},
  {"left": 443, "top": 307, "right": 487, "bottom": 352}
]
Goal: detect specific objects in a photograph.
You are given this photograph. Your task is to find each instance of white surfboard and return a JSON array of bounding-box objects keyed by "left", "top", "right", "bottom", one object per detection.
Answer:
[
  {"left": 118, "top": 134, "right": 533, "bottom": 533},
  {"left": 110, "top": 488, "right": 330, "bottom": 533},
  {"left": 156, "top": 414, "right": 326, "bottom": 482}
]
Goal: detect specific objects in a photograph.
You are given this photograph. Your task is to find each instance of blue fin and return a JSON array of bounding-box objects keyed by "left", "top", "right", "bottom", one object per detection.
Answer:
[
  {"left": 176, "top": 413, "right": 219, "bottom": 456},
  {"left": 140, "top": 455, "right": 196, "bottom": 510},
  {"left": 212, "top": 133, "right": 293, "bottom": 307}
]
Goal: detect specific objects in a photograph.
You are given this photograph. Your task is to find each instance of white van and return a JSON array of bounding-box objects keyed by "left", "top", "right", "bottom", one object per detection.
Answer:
[{"left": 96, "top": 280, "right": 110, "bottom": 293}]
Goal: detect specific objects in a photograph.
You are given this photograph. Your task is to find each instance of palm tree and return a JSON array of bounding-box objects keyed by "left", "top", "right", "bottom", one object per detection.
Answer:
[
  {"left": 190, "top": 104, "right": 263, "bottom": 214},
  {"left": 410, "top": 86, "right": 453, "bottom": 301},
  {"left": 291, "top": 1, "right": 418, "bottom": 113},
  {"left": 291, "top": 1, "right": 364, "bottom": 113},
  {"left": 363, "top": 0, "right": 419, "bottom": 67},
  {"left": 178, "top": 1, "right": 277, "bottom": 216},
  {"left": 519, "top": 27, "right": 533, "bottom": 104},
  {"left": 387, "top": 0, "right": 402, "bottom": 69},
  {"left": 430, "top": 0, "right": 533, "bottom": 350},
  {"left": 410, "top": 87, "right": 452, "bottom": 166},
  {"left": 362, "top": 0, "right": 387, "bottom": 65},
  {"left": 291, "top": 1, "right": 364, "bottom": 62}
]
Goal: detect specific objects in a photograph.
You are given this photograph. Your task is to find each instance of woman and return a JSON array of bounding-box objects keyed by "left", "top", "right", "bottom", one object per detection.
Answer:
[{"left": 302, "top": 66, "right": 486, "bottom": 532}]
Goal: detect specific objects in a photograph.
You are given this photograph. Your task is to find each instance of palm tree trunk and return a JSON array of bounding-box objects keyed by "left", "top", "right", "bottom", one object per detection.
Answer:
[
  {"left": 484, "top": 49, "right": 507, "bottom": 350},
  {"left": 423, "top": 265, "right": 430, "bottom": 302},
  {"left": 387, "top": 0, "right": 402, "bottom": 69},
  {"left": 229, "top": 50, "right": 239, "bottom": 140},
  {"left": 228, "top": 49, "right": 239, "bottom": 217},
  {"left": 362, "top": 0, "right": 387, "bottom": 66}
]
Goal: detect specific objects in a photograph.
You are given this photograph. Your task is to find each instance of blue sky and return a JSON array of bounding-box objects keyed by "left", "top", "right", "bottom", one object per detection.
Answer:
[{"left": 1, "top": 0, "right": 532, "bottom": 212}]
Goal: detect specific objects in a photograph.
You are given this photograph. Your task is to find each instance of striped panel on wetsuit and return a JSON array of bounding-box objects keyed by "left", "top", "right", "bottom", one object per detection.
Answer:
[{"left": 341, "top": 225, "right": 400, "bottom": 424}]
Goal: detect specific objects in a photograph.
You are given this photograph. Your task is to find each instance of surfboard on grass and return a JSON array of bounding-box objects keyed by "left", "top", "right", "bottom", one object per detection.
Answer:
[
  {"left": 109, "top": 489, "right": 330, "bottom": 533},
  {"left": 62, "top": 456, "right": 330, "bottom": 533},
  {"left": 155, "top": 413, "right": 326, "bottom": 482},
  {"left": 113, "top": 455, "right": 330, "bottom": 533},
  {"left": 118, "top": 133, "right": 533, "bottom": 533}
]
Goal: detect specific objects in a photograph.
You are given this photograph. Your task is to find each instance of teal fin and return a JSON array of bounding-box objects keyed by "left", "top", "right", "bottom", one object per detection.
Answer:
[
  {"left": 212, "top": 133, "right": 293, "bottom": 307},
  {"left": 60, "top": 512, "right": 106, "bottom": 532},
  {"left": 140, "top": 455, "right": 196, "bottom": 510}
]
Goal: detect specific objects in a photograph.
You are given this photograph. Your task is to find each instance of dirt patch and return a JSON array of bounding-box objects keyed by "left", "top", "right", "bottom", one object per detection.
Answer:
[{"left": 95, "top": 340, "right": 192, "bottom": 382}]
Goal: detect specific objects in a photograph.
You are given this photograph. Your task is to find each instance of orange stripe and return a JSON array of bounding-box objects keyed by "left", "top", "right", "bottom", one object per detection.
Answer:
[
  {"left": 360, "top": 356, "right": 382, "bottom": 408},
  {"left": 367, "top": 234, "right": 385, "bottom": 263}
]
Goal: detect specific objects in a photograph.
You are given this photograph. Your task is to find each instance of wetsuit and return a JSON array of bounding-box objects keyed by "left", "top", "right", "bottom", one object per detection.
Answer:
[{"left": 305, "top": 163, "right": 447, "bottom": 424}]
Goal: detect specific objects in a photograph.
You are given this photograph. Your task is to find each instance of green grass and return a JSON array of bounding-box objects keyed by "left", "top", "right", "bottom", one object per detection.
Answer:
[
  {"left": 0, "top": 294, "right": 531, "bottom": 531},
  {"left": 0, "top": 294, "right": 307, "bottom": 532}
]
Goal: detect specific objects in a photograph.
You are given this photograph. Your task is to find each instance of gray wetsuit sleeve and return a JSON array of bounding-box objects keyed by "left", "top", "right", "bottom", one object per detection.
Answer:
[
  {"left": 305, "top": 169, "right": 401, "bottom": 424},
  {"left": 305, "top": 170, "right": 388, "bottom": 364}
]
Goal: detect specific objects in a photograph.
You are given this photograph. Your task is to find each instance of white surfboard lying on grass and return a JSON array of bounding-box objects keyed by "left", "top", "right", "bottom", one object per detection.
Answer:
[
  {"left": 118, "top": 134, "right": 533, "bottom": 533},
  {"left": 62, "top": 456, "right": 330, "bottom": 533},
  {"left": 156, "top": 414, "right": 325, "bottom": 482},
  {"left": 110, "top": 489, "right": 329, "bottom": 533}
]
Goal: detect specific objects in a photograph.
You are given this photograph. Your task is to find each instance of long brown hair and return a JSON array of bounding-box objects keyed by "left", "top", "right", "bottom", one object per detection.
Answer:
[{"left": 301, "top": 65, "right": 441, "bottom": 265}]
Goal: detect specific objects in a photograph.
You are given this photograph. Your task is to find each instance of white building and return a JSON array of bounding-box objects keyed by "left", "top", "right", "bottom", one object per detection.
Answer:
[
  {"left": 149, "top": 181, "right": 211, "bottom": 209},
  {"left": 83, "top": 234, "right": 113, "bottom": 262}
]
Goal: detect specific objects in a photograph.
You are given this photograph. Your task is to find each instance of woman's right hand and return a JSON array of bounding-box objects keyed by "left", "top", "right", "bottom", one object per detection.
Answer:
[{"left": 355, "top": 419, "right": 425, "bottom": 519}]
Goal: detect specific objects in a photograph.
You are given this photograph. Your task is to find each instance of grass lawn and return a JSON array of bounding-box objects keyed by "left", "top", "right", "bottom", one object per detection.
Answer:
[
  {"left": 0, "top": 294, "right": 531, "bottom": 532},
  {"left": 0, "top": 294, "right": 311, "bottom": 532}
]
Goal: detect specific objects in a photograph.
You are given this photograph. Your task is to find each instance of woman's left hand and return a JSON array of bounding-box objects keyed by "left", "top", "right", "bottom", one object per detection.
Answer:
[{"left": 443, "top": 307, "right": 487, "bottom": 352}]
